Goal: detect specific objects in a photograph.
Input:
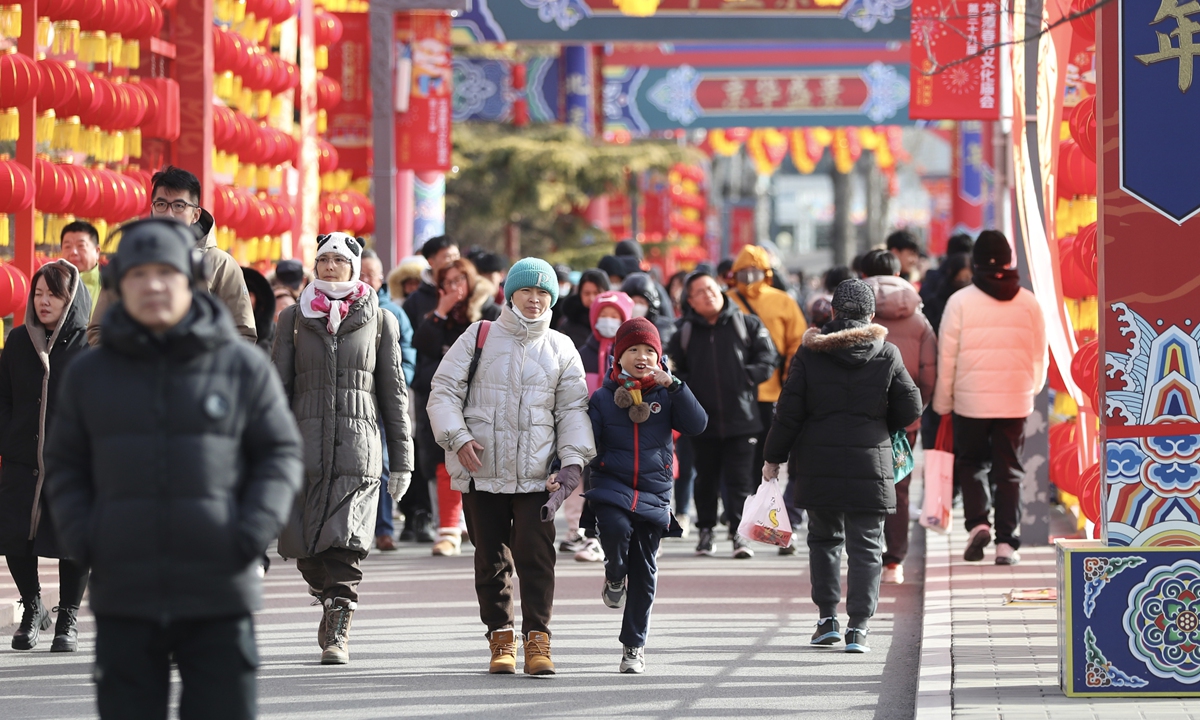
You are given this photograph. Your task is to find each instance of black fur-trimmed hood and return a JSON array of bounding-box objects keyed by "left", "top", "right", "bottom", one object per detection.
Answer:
[{"left": 803, "top": 323, "right": 888, "bottom": 367}]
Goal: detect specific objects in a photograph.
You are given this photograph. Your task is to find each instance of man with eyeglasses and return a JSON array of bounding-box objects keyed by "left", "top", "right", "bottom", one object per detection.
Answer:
[{"left": 87, "top": 166, "right": 257, "bottom": 345}]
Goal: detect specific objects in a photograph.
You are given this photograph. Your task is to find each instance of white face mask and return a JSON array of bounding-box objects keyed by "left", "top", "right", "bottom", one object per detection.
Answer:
[
  {"left": 560, "top": 283, "right": 572, "bottom": 298},
  {"left": 595, "top": 317, "right": 621, "bottom": 338},
  {"left": 631, "top": 303, "right": 649, "bottom": 318}
]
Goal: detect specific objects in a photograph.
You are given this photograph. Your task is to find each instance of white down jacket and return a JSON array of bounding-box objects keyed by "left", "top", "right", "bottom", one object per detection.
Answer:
[
  {"left": 932, "top": 284, "right": 1047, "bottom": 419},
  {"left": 428, "top": 304, "right": 595, "bottom": 494}
]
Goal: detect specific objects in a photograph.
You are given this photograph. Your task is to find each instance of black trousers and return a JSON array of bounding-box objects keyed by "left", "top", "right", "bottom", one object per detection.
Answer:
[
  {"left": 807, "top": 510, "right": 885, "bottom": 628},
  {"left": 297, "top": 548, "right": 363, "bottom": 603},
  {"left": 5, "top": 554, "right": 89, "bottom": 607},
  {"left": 403, "top": 390, "right": 436, "bottom": 518},
  {"left": 461, "top": 487, "right": 557, "bottom": 637},
  {"left": 95, "top": 614, "right": 258, "bottom": 720},
  {"left": 882, "top": 429, "right": 918, "bottom": 566},
  {"left": 953, "top": 414, "right": 1026, "bottom": 549},
  {"left": 593, "top": 502, "right": 663, "bottom": 648},
  {"left": 693, "top": 435, "right": 757, "bottom": 531}
]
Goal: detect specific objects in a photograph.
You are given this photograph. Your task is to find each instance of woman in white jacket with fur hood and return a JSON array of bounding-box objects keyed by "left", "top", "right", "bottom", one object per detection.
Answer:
[{"left": 428, "top": 257, "right": 595, "bottom": 677}]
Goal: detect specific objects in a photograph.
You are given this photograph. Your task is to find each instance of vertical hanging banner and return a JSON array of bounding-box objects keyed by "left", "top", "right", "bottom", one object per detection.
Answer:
[
  {"left": 909, "top": 0, "right": 1003, "bottom": 120},
  {"left": 328, "top": 12, "right": 372, "bottom": 179},
  {"left": 562, "top": 45, "right": 597, "bottom": 135},
  {"left": 951, "top": 121, "right": 994, "bottom": 235},
  {"left": 395, "top": 12, "right": 453, "bottom": 172}
]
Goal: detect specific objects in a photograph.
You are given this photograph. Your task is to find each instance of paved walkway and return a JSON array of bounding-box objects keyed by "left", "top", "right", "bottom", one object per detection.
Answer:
[
  {"left": 1, "top": 519, "right": 924, "bottom": 720},
  {"left": 918, "top": 520, "right": 1200, "bottom": 719}
]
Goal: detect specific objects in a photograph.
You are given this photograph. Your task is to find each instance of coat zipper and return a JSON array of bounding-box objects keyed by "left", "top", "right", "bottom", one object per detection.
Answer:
[
  {"left": 309, "top": 333, "right": 340, "bottom": 556},
  {"left": 630, "top": 422, "right": 640, "bottom": 511},
  {"left": 709, "top": 331, "right": 726, "bottom": 436}
]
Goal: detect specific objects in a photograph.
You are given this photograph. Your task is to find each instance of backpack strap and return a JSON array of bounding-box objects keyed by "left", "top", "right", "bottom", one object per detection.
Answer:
[
  {"left": 679, "top": 320, "right": 692, "bottom": 354},
  {"left": 735, "top": 290, "right": 760, "bottom": 318},
  {"left": 463, "top": 320, "right": 492, "bottom": 407}
]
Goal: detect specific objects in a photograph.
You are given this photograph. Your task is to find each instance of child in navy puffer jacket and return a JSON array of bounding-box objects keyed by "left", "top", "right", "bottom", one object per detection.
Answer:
[{"left": 585, "top": 318, "right": 707, "bottom": 674}]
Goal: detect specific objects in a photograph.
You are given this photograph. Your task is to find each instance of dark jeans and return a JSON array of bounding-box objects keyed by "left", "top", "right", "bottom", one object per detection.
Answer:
[
  {"left": 404, "top": 391, "right": 436, "bottom": 519},
  {"left": 375, "top": 422, "right": 394, "bottom": 537},
  {"left": 693, "top": 434, "right": 757, "bottom": 531},
  {"left": 953, "top": 414, "right": 1026, "bottom": 549},
  {"left": 807, "top": 509, "right": 886, "bottom": 628},
  {"left": 882, "top": 429, "right": 918, "bottom": 566},
  {"left": 461, "top": 487, "right": 556, "bottom": 637},
  {"left": 297, "top": 548, "right": 364, "bottom": 603},
  {"left": 674, "top": 435, "right": 695, "bottom": 517},
  {"left": 5, "top": 554, "right": 89, "bottom": 606},
  {"left": 95, "top": 614, "right": 257, "bottom": 720},
  {"left": 593, "top": 502, "right": 663, "bottom": 648}
]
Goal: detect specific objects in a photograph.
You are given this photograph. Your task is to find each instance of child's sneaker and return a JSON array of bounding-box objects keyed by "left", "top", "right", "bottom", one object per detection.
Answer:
[
  {"left": 695, "top": 528, "right": 715, "bottom": 556},
  {"left": 574, "top": 537, "right": 604, "bottom": 562},
  {"left": 811, "top": 617, "right": 841, "bottom": 646},
  {"left": 602, "top": 579, "right": 626, "bottom": 609},
  {"left": 845, "top": 627, "right": 870, "bottom": 653},
  {"left": 619, "top": 645, "right": 645, "bottom": 674},
  {"left": 559, "top": 529, "right": 586, "bottom": 554}
]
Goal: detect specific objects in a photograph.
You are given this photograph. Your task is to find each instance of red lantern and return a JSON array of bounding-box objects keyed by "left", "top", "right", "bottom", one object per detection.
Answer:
[
  {"left": 1070, "top": 0, "right": 1095, "bottom": 45},
  {"left": 139, "top": 76, "right": 179, "bottom": 141},
  {"left": 0, "top": 50, "right": 41, "bottom": 110},
  {"left": 0, "top": 158, "right": 35, "bottom": 214},
  {"left": 35, "top": 58, "right": 74, "bottom": 112},
  {"left": 1050, "top": 419, "right": 1082, "bottom": 496},
  {"left": 61, "top": 163, "right": 102, "bottom": 218},
  {"left": 0, "top": 263, "right": 31, "bottom": 318},
  {"left": 316, "top": 74, "right": 342, "bottom": 111},
  {"left": 1073, "top": 221, "right": 1098, "bottom": 287},
  {"left": 1068, "top": 96, "right": 1097, "bottom": 163},
  {"left": 313, "top": 9, "right": 343, "bottom": 46},
  {"left": 42, "top": 0, "right": 83, "bottom": 22},
  {"left": 1059, "top": 234, "right": 1097, "bottom": 299},
  {"left": 1079, "top": 462, "right": 1102, "bottom": 523},
  {"left": 1070, "top": 339, "right": 1100, "bottom": 411},
  {"left": 1058, "top": 139, "right": 1097, "bottom": 199},
  {"left": 317, "top": 139, "right": 339, "bottom": 174},
  {"left": 271, "top": 0, "right": 297, "bottom": 24},
  {"left": 34, "top": 158, "right": 74, "bottom": 215},
  {"left": 58, "top": 66, "right": 101, "bottom": 120}
]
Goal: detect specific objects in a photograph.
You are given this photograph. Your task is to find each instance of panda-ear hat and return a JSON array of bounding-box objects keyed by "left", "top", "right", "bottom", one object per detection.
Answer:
[{"left": 315, "top": 232, "right": 366, "bottom": 280}]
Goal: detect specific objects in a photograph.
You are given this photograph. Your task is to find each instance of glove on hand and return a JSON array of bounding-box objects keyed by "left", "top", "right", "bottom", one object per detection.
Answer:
[
  {"left": 540, "top": 465, "right": 583, "bottom": 522},
  {"left": 388, "top": 472, "right": 412, "bottom": 503}
]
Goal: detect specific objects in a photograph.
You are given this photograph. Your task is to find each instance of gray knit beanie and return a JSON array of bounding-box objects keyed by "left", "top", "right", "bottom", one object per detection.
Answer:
[{"left": 831, "top": 278, "right": 876, "bottom": 321}]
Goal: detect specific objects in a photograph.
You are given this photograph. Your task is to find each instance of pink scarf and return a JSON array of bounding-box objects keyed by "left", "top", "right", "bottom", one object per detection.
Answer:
[{"left": 307, "top": 281, "right": 368, "bottom": 334}]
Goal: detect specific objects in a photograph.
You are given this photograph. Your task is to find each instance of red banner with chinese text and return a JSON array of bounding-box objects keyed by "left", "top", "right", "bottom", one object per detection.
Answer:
[
  {"left": 328, "top": 13, "right": 372, "bottom": 179},
  {"left": 909, "top": 0, "right": 1003, "bottom": 120},
  {"left": 395, "top": 12, "right": 452, "bottom": 172}
]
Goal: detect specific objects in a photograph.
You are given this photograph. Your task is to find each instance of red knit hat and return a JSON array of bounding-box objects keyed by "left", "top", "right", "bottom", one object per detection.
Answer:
[{"left": 613, "top": 317, "right": 662, "bottom": 361}]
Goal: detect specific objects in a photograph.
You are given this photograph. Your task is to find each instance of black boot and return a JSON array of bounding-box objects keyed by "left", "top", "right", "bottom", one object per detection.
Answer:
[
  {"left": 398, "top": 513, "right": 416, "bottom": 542},
  {"left": 413, "top": 509, "right": 437, "bottom": 544},
  {"left": 50, "top": 606, "right": 79, "bottom": 652},
  {"left": 12, "top": 595, "right": 51, "bottom": 650}
]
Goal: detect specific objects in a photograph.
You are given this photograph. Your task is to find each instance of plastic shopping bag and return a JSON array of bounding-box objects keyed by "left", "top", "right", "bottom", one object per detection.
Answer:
[
  {"left": 737, "top": 478, "right": 793, "bottom": 548},
  {"left": 919, "top": 416, "right": 954, "bottom": 534}
]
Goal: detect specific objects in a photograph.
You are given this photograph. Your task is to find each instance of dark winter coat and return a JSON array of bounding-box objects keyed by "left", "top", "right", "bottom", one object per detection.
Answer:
[
  {"left": 44, "top": 292, "right": 304, "bottom": 621},
  {"left": 621, "top": 273, "right": 676, "bottom": 346},
  {"left": 585, "top": 374, "right": 707, "bottom": 529},
  {"left": 0, "top": 261, "right": 91, "bottom": 557},
  {"left": 411, "top": 278, "right": 500, "bottom": 394},
  {"left": 665, "top": 297, "right": 778, "bottom": 440},
  {"left": 556, "top": 293, "right": 593, "bottom": 349},
  {"left": 401, "top": 276, "right": 438, "bottom": 333},
  {"left": 763, "top": 322, "right": 922, "bottom": 514}
]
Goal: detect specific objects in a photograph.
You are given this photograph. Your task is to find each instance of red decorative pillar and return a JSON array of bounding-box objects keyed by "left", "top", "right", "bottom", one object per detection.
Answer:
[
  {"left": 13, "top": 0, "right": 37, "bottom": 317},
  {"left": 173, "top": 0, "right": 214, "bottom": 210}
]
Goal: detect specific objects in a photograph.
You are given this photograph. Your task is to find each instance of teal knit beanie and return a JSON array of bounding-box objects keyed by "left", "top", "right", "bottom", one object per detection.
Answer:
[{"left": 504, "top": 257, "right": 560, "bottom": 307}]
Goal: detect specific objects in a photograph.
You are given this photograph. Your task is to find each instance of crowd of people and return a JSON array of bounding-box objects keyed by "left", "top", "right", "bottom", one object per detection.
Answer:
[{"left": 0, "top": 164, "right": 1049, "bottom": 719}]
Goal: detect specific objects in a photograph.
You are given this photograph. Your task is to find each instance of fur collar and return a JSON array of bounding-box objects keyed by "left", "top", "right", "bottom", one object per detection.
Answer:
[
  {"left": 467, "top": 277, "right": 496, "bottom": 323},
  {"left": 802, "top": 323, "right": 887, "bottom": 352}
]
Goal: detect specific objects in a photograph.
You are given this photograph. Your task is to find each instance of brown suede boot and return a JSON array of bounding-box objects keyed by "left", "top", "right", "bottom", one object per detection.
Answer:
[
  {"left": 488, "top": 628, "right": 517, "bottom": 674},
  {"left": 523, "top": 631, "right": 555, "bottom": 676}
]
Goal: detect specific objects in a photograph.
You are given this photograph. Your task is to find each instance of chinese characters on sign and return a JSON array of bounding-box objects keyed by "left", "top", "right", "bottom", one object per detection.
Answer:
[
  {"left": 1134, "top": 0, "right": 1200, "bottom": 92},
  {"left": 395, "top": 12, "right": 453, "bottom": 172},
  {"left": 909, "top": 0, "right": 1003, "bottom": 120},
  {"left": 706, "top": 74, "right": 858, "bottom": 113}
]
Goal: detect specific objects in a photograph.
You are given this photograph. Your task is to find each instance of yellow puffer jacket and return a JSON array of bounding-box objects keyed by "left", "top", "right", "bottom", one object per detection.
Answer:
[{"left": 730, "top": 245, "right": 807, "bottom": 403}]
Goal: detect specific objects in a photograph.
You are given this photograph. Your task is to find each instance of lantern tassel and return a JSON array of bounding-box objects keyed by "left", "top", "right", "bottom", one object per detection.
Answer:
[
  {"left": 128, "top": 128, "right": 142, "bottom": 159},
  {"left": 0, "top": 108, "right": 18, "bottom": 142},
  {"left": 122, "top": 39, "right": 140, "bottom": 69},
  {"left": 37, "top": 111, "right": 56, "bottom": 146}
]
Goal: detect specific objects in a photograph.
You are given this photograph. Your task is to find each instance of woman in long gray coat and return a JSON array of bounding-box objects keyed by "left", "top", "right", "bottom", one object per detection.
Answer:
[{"left": 273, "top": 233, "right": 413, "bottom": 666}]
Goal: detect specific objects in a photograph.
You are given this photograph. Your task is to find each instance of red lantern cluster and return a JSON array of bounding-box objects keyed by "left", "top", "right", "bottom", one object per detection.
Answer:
[
  {"left": 1073, "top": 221, "right": 1098, "bottom": 286},
  {"left": 313, "top": 9, "right": 344, "bottom": 47},
  {"left": 1070, "top": 339, "right": 1100, "bottom": 410},
  {"left": 316, "top": 75, "right": 343, "bottom": 111},
  {"left": 1069, "top": 0, "right": 1096, "bottom": 45},
  {"left": 43, "top": 0, "right": 164, "bottom": 40},
  {"left": 317, "top": 139, "right": 339, "bottom": 174},
  {"left": 0, "top": 262, "right": 30, "bottom": 318},
  {"left": 317, "top": 190, "right": 372, "bottom": 235},
  {"left": 213, "top": 27, "right": 299, "bottom": 96},
  {"left": 211, "top": 185, "right": 295, "bottom": 240},
  {"left": 0, "top": 50, "right": 40, "bottom": 109},
  {"left": 1050, "top": 419, "right": 1082, "bottom": 496},
  {"left": 245, "top": 0, "right": 298, "bottom": 25},
  {"left": 213, "top": 106, "right": 299, "bottom": 168},
  {"left": 0, "top": 158, "right": 35, "bottom": 214},
  {"left": 1068, "top": 96, "right": 1097, "bottom": 163},
  {"left": 1058, "top": 138, "right": 1097, "bottom": 199}
]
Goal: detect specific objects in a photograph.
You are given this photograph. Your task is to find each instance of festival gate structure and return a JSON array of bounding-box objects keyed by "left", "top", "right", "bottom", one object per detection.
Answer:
[{"left": 1057, "top": 0, "right": 1200, "bottom": 697}]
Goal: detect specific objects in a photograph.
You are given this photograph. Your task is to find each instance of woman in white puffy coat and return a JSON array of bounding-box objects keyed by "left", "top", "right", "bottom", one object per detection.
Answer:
[{"left": 428, "top": 257, "right": 595, "bottom": 676}]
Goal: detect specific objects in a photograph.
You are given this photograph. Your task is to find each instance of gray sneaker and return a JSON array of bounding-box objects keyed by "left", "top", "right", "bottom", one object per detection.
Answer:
[
  {"left": 602, "top": 579, "right": 627, "bottom": 609},
  {"left": 619, "top": 645, "right": 645, "bottom": 674}
]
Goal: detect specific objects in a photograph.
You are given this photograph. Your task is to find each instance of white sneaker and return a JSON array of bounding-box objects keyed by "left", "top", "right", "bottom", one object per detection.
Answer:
[
  {"left": 619, "top": 645, "right": 645, "bottom": 674},
  {"left": 559, "top": 529, "right": 586, "bottom": 554},
  {"left": 574, "top": 538, "right": 605, "bottom": 562},
  {"left": 882, "top": 563, "right": 905, "bottom": 584},
  {"left": 677, "top": 514, "right": 692, "bottom": 539},
  {"left": 995, "top": 543, "right": 1021, "bottom": 566}
]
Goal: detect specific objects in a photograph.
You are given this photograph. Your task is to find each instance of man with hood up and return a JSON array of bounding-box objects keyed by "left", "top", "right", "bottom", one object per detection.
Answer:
[
  {"left": 933, "top": 231, "right": 1046, "bottom": 567},
  {"left": 86, "top": 166, "right": 257, "bottom": 345},
  {"left": 728, "top": 245, "right": 807, "bottom": 550}
]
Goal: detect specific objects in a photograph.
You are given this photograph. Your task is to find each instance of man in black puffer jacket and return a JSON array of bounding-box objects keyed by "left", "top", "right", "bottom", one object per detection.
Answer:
[
  {"left": 763, "top": 278, "right": 921, "bottom": 654},
  {"left": 44, "top": 218, "right": 304, "bottom": 720},
  {"left": 666, "top": 271, "right": 778, "bottom": 559}
]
